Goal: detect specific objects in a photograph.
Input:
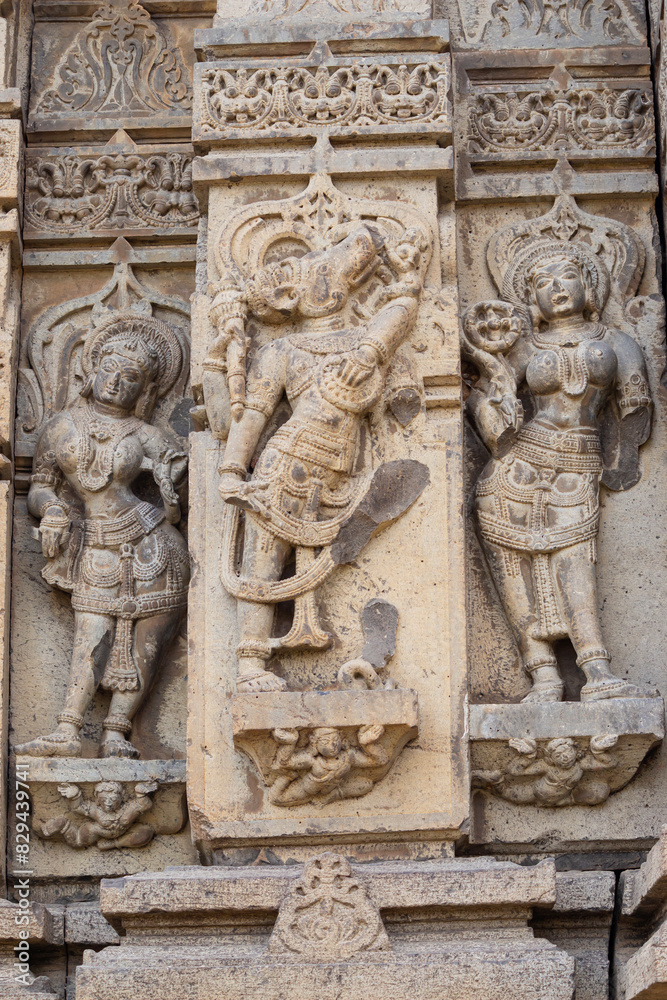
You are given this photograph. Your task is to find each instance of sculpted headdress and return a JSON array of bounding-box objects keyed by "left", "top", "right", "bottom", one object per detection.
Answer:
[
  {"left": 81, "top": 312, "right": 184, "bottom": 419},
  {"left": 486, "top": 195, "right": 645, "bottom": 323}
]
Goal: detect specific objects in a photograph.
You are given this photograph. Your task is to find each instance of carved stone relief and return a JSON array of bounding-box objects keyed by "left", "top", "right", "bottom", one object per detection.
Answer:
[
  {"left": 25, "top": 134, "right": 199, "bottom": 238},
  {"left": 269, "top": 852, "right": 390, "bottom": 959},
  {"left": 196, "top": 174, "right": 433, "bottom": 803},
  {"left": 233, "top": 598, "right": 418, "bottom": 805},
  {"left": 468, "top": 87, "right": 653, "bottom": 153},
  {"left": 453, "top": 51, "right": 656, "bottom": 199},
  {"left": 462, "top": 195, "right": 658, "bottom": 706},
  {"left": 189, "top": 171, "right": 468, "bottom": 845},
  {"left": 13, "top": 256, "right": 191, "bottom": 762},
  {"left": 214, "top": 0, "right": 431, "bottom": 22},
  {"left": 205, "top": 172, "right": 432, "bottom": 697},
  {"left": 473, "top": 735, "right": 620, "bottom": 805},
  {"left": 469, "top": 699, "right": 664, "bottom": 809},
  {"left": 0, "top": 119, "right": 20, "bottom": 203},
  {"left": 195, "top": 58, "right": 450, "bottom": 142},
  {"left": 451, "top": 0, "right": 646, "bottom": 47},
  {"left": 38, "top": 781, "right": 160, "bottom": 849},
  {"left": 14, "top": 758, "right": 187, "bottom": 858},
  {"left": 29, "top": 0, "right": 193, "bottom": 127}
]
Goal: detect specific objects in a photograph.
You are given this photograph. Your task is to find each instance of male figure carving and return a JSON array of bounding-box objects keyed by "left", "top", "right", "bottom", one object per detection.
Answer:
[{"left": 211, "top": 216, "right": 429, "bottom": 693}]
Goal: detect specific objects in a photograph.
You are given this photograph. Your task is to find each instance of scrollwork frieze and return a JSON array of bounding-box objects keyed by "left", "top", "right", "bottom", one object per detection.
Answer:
[
  {"left": 195, "top": 58, "right": 450, "bottom": 139},
  {"left": 25, "top": 150, "right": 199, "bottom": 236},
  {"left": 468, "top": 86, "right": 654, "bottom": 156}
]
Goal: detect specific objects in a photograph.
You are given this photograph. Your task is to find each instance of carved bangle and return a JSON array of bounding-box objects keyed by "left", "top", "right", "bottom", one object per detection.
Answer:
[
  {"left": 39, "top": 500, "right": 69, "bottom": 520},
  {"left": 102, "top": 714, "right": 133, "bottom": 735},
  {"left": 576, "top": 648, "right": 611, "bottom": 667},
  {"left": 237, "top": 640, "right": 272, "bottom": 660},
  {"left": 219, "top": 461, "right": 247, "bottom": 478},
  {"left": 360, "top": 338, "right": 389, "bottom": 365},
  {"left": 57, "top": 710, "right": 84, "bottom": 728}
]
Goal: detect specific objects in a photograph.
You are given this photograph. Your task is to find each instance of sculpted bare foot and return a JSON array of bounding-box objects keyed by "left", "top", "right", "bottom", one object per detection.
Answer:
[
  {"left": 521, "top": 682, "right": 564, "bottom": 704},
  {"left": 580, "top": 678, "right": 659, "bottom": 702},
  {"left": 99, "top": 737, "right": 139, "bottom": 759},
  {"left": 14, "top": 732, "right": 81, "bottom": 757},
  {"left": 237, "top": 667, "right": 287, "bottom": 693}
]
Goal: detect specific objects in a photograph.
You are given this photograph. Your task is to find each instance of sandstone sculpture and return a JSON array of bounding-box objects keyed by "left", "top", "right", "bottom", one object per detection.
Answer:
[
  {"left": 268, "top": 852, "right": 391, "bottom": 959},
  {"left": 205, "top": 174, "right": 432, "bottom": 694},
  {"left": 463, "top": 195, "right": 656, "bottom": 703},
  {"left": 15, "top": 314, "right": 189, "bottom": 759},
  {"left": 36, "top": 780, "right": 158, "bottom": 849},
  {"left": 472, "top": 735, "right": 618, "bottom": 806}
]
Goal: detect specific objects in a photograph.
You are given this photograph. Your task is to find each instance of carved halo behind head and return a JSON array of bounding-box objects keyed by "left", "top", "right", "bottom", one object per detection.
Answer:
[
  {"left": 486, "top": 194, "right": 646, "bottom": 328},
  {"left": 503, "top": 240, "right": 610, "bottom": 323},
  {"left": 81, "top": 312, "right": 184, "bottom": 420}
]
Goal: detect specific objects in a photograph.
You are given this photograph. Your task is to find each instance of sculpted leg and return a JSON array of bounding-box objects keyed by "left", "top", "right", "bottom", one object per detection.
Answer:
[
  {"left": 236, "top": 516, "right": 291, "bottom": 693},
  {"left": 15, "top": 612, "right": 114, "bottom": 757},
  {"left": 102, "top": 611, "right": 183, "bottom": 758},
  {"left": 552, "top": 546, "right": 655, "bottom": 701},
  {"left": 482, "top": 540, "right": 563, "bottom": 702}
]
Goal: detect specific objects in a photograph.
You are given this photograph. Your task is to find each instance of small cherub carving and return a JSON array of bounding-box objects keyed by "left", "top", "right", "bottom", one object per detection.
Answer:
[
  {"left": 37, "top": 780, "right": 158, "bottom": 849},
  {"left": 269, "top": 725, "right": 388, "bottom": 806},
  {"left": 472, "top": 735, "right": 618, "bottom": 807}
]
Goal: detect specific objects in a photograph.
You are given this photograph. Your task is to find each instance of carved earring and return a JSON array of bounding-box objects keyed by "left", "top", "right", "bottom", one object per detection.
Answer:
[
  {"left": 135, "top": 383, "right": 158, "bottom": 421},
  {"left": 79, "top": 373, "right": 95, "bottom": 398}
]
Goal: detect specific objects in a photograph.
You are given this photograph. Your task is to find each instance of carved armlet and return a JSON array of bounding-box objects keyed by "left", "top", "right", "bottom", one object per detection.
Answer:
[{"left": 618, "top": 374, "right": 651, "bottom": 411}]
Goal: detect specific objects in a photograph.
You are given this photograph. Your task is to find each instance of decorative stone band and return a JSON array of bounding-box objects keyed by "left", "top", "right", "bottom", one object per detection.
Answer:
[
  {"left": 71, "top": 591, "right": 187, "bottom": 621},
  {"left": 467, "top": 86, "right": 655, "bottom": 156},
  {"left": 82, "top": 502, "right": 165, "bottom": 547},
  {"left": 194, "top": 58, "right": 451, "bottom": 142},
  {"left": 25, "top": 152, "right": 200, "bottom": 236},
  {"left": 512, "top": 424, "right": 603, "bottom": 475}
]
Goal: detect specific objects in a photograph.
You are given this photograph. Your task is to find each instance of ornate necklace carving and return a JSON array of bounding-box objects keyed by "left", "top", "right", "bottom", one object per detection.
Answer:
[
  {"left": 531, "top": 321, "right": 605, "bottom": 349},
  {"left": 532, "top": 322, "right": 606, "bottom": 398},
  {"left": 73, "top": 404, "right": 142, "bottom": 493}
]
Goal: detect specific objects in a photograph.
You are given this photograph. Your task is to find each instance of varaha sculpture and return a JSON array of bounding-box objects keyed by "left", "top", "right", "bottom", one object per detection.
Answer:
[
  {"left": 16, "top": 313, "right": 189, "bottom": 758},
  {"left": 204, "top": 174, "right": 432, "bottom": 695},
  {"left": 463, "top": 195, "right": 656, "bottom": 704}
]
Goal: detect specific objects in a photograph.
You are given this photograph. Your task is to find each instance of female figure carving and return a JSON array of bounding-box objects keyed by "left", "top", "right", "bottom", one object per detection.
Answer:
[
  {"left": 464, "top": 204, "right": 654, "bottom": 703},
  {"left": 16, "top": 315, "right": 189, "bottom": 758}
]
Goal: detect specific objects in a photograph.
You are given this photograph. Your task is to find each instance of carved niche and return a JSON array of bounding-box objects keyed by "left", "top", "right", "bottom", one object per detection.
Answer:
[
  {"left": 14, "top": 246, "right": 191, "bottom": 769},
  {"left": 462, "top": 196, "right": 664, "bottom": 804},
  {"left": 453, "top": 50, "right": 656, "bottom": 200},
  {"left": 200, "top": 173, "right": 435, "bottom": 806},
  {"left": 30, "top": 0, "right": 193, "bottom": 126}
]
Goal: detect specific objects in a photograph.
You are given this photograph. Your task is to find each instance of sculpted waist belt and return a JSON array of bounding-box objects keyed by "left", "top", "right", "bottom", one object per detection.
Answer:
[
  {"left": 514, "top": 424, "right": 602, "bottom": 474},
  {"left": 477, "top": 508, "right": 599, "bottom": 553},
  {"left": 83, "top": 502, "right": 165, "bottom": 547}
]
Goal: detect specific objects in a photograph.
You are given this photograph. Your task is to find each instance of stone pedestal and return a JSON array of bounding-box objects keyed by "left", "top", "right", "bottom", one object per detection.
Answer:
[{"left": 77, "top": 855, "right": 575, "bottom": 1000}]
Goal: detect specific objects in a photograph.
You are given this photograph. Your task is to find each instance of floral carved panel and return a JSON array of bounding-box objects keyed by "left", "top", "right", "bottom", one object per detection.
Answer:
[{"left": 194, "top": 56, "right": 451, "bottom": 143}]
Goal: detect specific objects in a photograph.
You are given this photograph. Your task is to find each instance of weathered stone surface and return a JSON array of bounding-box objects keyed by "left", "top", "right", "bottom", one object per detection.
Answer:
[
  {"left": 75, "top": 857, "right": 573, "bottom": 1000},
  {"left": 454, "top": 48, "right": 656, "bottom": 200},
  {"left": 24, "top": 133, "right": 199, "bottom": 242}
]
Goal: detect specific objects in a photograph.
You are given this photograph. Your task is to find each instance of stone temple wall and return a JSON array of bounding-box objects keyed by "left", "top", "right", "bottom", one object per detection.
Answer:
[{"left": 0, "top": 0, "right": 666, "bottom": 997}]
